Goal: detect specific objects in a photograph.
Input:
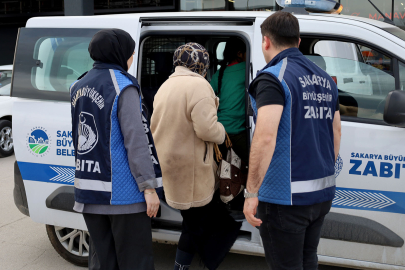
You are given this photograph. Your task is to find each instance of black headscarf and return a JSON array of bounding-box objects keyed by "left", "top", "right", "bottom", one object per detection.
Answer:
[{"left": 88, "top": 29, "right": 135, "bottom": 71}]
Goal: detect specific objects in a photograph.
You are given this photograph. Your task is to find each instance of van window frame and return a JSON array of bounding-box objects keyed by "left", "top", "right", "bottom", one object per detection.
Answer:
[
  {"left": 301, "top": 33, "right": 404, "bottom": 127},
  {"left": 137, "top": 31, "right": 252, "bottom": 143},
  {"left": 11, "top": 28, "right": 102, "bottom": 102}
]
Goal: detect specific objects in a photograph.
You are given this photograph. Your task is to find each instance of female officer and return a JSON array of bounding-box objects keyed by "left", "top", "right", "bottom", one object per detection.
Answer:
[{"left": 70, "top": 29, "right": 162, "bottom": 270}]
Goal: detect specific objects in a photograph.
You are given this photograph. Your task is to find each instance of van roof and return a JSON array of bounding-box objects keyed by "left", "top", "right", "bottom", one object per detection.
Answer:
[{"left": 25, "top": 10, "right": 397, "bottom": 31}]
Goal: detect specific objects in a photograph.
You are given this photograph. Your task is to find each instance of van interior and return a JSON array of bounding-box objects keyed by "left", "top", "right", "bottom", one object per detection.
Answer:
[
  {"left": 139, "top": 35, "right": 248, "bottom": 121},
  {"left": 139, "top": 34, "right": 250, "bottom": 217}
]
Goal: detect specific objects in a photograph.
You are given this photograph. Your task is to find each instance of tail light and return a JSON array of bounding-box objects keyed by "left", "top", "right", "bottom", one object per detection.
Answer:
[{"left": 331, "top": 76, "right": 338, "bottom": 85}]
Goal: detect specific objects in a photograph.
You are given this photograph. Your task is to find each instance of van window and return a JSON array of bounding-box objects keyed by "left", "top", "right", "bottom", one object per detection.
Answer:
[
  {"left": 33, "top": 37, "right": 94, "bottom": 91},
  {"left": 307, "top": 40, "right": 395, "bottom": 121},
  {"left": 359, "top": 45, "right": 392, "bottom": 72},
  {"left": 0, "top": 70, "right": 12, "bottom": 96},
  {"left": 216, "top": 42, "right": 226, "bottom": 60},
  {"left": 12, "top": 28, "right": 100, "bottom": 102},
  {"left": 215, "top": 41, "right": 226, "bottom": 70}
]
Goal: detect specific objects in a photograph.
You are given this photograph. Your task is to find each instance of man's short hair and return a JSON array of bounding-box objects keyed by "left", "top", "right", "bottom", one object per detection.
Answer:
[{"left": 261, "top": 12, "right": 300, "bottom": 48}]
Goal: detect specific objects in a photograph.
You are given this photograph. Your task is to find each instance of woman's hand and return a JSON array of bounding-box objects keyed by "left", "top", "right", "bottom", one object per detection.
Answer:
[{"left": 144, "top": 189, "right": 160, "bottom": 218}]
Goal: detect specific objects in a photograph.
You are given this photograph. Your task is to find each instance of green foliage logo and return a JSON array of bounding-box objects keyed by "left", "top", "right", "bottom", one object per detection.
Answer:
[{"left": 27, "top": 128, "right": 50, "bottom": 156}]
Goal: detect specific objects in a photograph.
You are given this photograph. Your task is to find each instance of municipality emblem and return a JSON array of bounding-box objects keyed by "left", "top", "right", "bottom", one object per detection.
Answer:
[
  {"left": 26, "top": 127, "right": 51, "bottom": 157},
  {"left": 77, "top": 112, "right": 98, "bottom": 155}
]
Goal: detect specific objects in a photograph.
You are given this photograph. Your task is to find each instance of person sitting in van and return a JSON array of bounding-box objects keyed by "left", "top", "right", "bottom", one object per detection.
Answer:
[
  {"left": 151, "top": 43, "right": 242, "bottom": 270},
  {"left": 210, "top": 38, "right": 248, "bottom": 162},
  {"left": 70, "top": 29, "right": 161, "bottom": 270}
]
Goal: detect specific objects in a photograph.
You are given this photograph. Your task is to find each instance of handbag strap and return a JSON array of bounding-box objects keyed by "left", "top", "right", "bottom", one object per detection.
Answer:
[
  {"left": 214, "top": 144, "right": 222, "bottom": 162},
  {"left": 214, "top": 133, "right": 233, "bottom": 162},
  {"left": 225, "top": 133, "right": 232, "bottom": 148}
]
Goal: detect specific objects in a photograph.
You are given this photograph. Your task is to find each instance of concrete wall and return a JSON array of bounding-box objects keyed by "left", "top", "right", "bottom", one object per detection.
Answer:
[{"left": 0, "top": 27, "right": 18, "bottom": 66}]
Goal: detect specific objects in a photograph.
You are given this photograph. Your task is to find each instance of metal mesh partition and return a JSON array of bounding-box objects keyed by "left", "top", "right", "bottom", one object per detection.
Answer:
[
  {"left": 141, "top": 36, "right": 186, "bottom": 79},
  {"left": 140, "top": 36, "right": 187, "bottom": 120},
  {"left": 139, "top": 35, "right": 238, "bottom": 120}
]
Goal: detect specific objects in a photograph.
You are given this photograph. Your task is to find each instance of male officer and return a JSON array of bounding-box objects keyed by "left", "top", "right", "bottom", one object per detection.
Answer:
[{"left": 243, "top": 12, "right": 342, "bottom": 270}]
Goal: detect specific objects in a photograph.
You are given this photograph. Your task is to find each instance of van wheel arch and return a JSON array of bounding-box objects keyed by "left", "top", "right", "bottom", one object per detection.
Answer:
[{"left": 0, "top": 115, "right": 12, "bottom": 122}]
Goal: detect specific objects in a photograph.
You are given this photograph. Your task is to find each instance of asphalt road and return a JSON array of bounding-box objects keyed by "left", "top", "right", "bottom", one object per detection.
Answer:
[{"left": 0, "top": 155, "right": 354, "bottom": 270}]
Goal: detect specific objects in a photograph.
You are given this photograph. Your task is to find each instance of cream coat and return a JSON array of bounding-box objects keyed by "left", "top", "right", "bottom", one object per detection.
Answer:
[{"left": 151, "top": 66, "right": 225, "bottom": 210}]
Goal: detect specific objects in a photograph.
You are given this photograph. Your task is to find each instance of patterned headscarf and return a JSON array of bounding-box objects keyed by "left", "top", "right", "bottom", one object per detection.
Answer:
[{"left": 173, "top": 43, "right": 210, "bottom": 77}]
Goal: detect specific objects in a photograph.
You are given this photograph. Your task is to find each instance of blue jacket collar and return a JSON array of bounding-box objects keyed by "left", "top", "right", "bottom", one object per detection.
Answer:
[
  {"left": 93, "top": 61, "right": 140, "bottom": 87},
  {"left": 261, "top": 47, "right": 302, "bottom": 72}
]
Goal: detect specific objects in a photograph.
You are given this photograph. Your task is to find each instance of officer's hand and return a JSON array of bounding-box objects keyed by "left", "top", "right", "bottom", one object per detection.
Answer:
[
  {"left": 144, "top": 189, "right": 160, "bottom": 218},
  {"left": 243, "top": 197, "right": 262, "bottom": 227}
]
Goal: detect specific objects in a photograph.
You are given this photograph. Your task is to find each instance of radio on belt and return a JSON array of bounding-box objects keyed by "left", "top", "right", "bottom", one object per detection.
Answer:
[{"left": 276, "top": 0, "right": 343, "bottom": 13}]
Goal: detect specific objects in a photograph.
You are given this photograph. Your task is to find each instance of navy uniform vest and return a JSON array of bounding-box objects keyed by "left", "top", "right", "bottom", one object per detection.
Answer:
[
  {"left": 249, "top": 48, "right": 338, "bottom": 206},
  {"left": 70, "top": 62, "right": 162, "bottom": 205}
]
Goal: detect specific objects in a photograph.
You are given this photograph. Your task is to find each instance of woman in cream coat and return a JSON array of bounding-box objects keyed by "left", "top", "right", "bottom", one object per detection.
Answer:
[{"left": 151, "top": 43, "right": 241, "bottom": 270}]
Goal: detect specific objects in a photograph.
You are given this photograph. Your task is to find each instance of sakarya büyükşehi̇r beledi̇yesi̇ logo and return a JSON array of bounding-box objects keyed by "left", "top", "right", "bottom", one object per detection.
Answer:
[{"left": 27, "top": 128, "right": 50, "bottom": 156}]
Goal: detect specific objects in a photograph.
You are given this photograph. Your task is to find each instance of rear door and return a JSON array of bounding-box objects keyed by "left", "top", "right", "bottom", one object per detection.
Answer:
[{"left": 12, "top": 19, "right": 141, "bottom": 230}]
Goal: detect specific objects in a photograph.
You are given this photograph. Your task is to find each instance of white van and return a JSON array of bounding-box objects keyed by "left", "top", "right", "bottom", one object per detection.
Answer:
[{"left": 11, "top": 11, "right": 405, "bottom": 269}]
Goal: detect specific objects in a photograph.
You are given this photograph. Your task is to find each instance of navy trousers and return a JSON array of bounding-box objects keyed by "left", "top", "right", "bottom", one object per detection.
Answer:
[{"left": 84, "top": 212, "right": 155, "bottom": 270}]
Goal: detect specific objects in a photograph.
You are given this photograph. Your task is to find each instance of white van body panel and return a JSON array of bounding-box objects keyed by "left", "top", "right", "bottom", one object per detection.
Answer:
[
  {"left": 0, "top": 65, "right": 13, "bottom": 120},
  {"left": 0, "top": 96, "right": 12, "bottom": 119},
  {"left": 13, "top": 100, "right": 87, "bottom": 230},
  {"left": 12, "top": 11, "right": 405, "bottom": 269},
  {"left": 317, "top": 122, "right": 405, "bottom": 266}
]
